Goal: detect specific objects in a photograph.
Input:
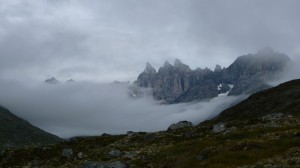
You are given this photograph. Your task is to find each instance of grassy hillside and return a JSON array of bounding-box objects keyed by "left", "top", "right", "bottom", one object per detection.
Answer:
[{"left": 0, "top": 106, "right": 61, "bottom": 150}]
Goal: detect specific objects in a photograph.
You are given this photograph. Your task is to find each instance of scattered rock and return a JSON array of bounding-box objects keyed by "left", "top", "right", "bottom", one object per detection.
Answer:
[
  {"left": 108, "top": 149, "right": 122, "bottom": 158},
  {"left": 62, "top": 148, "right": 73, "bottom": 158},
  {"left": 183, "top": 131, "right": 195, "bottom": 138},
  {"left": 144, "top": 134, "right": 156, "bottom": 141},
  {"left": 80, "top": 161, "right": 128, "bottom": 168},
  {"left": 213, "top": 123, "right": 226, "bottom": 133},
  {"left": 265, "top": 121, "right": 279, "bottom": 128},
  {"left": 127, "top": 131, "right": 135, "bottom": 137},
  {"left": 240, "top": 147, "right": 300, "bottom": 168},
  {"left": 101, "top": 133, "right": 111, "bottom": 137},
  {"left": 124, "top": 151, "right": 137, "bottom": 159},
  {"left": 0, "top": 150, "right": 5, "bottom": 157},
  {"left": 196, "top": 155, "right": 205, "bottom": 161},
  {"left": 262, "top": 113, "right": 284, "bottom": 121},
  {"left": 42, "top": 146, "right": 51, "bottom": 151},
  {"left": 168, "top": 121, "right": 193, "bottom": 131},
  {"left": 127, "top": 131, "right": 147, "bottom": 137},
  {"left": 196, "top": 147, "right": 215, "bottom": 160},
  {"left": 77, "top": 152, "right": 84, "bottom": 159}
]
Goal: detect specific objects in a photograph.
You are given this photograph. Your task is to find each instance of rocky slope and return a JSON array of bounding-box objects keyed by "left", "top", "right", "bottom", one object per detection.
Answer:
[
  {"left": 0, "top": 106, "right": 61, "bottom": 151},
  {"left": 1, "top": 79, "right": 299, "bottom": 167},
  {"left": 136, "top": 48, "right": 292, "bottom": 103}
]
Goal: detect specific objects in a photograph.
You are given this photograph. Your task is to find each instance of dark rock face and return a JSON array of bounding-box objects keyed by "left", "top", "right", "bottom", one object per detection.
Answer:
[
  {"left": 136, "top": 49, "right": 292, "bottom": 103},
  {"left": 153, "top": 60, "right": 192, "bottom": 103},
  {"left": 136, "top": 62, "right": 157, "bottom": 88}
]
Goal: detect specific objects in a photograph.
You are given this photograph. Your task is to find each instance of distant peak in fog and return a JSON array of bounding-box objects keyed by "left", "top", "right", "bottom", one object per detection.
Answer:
[
  {"left": 144, "top": 62, "right": 157, "bottom": 74},
  {"left": 45, "top": 77, "right": 75, "bottom": 84},
  {"left": 66, "top": 79, "right": 75, "bottom": 83},
  {"left": 45, "top": 77, "right": 60, "bottom": 84}
]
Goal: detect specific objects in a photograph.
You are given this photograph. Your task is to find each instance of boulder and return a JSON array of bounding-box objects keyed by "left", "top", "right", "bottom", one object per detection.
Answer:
[
  {"left": 168, "top": 121, "right": 193, "bottom": 131},
  {"left": 213, "top": 123, "right": 226, "bottom": 133},
  {"left": 108, "top": 149, "right": 122, "bottom": 158},
  {"left": 77, "top": 152, "right": 84, "bottom": 159},
  {"left": 80, "top": 161, "right": 128, "bottom": 168},
  {"left": 62, "top": 148, "right": 73, "bottom": 158}
]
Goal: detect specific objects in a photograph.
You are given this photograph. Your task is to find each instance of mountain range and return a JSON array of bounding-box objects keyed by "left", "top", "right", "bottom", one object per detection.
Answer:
[
  {"left": 136, "top": 47, "right": 292, "bottom": 103},
  {"left": 0, "top": 48, "right": 299, "bottom": 167}
]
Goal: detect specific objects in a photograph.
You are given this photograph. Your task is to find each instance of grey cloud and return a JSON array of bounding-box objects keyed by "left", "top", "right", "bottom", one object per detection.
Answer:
[{"left": 1, "top": 0, "right": 300, "bottom": 82}]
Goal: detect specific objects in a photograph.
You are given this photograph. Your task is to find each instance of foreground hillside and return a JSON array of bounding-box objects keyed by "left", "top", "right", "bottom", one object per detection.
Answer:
[
  {"left": 0, "top": 106, "right": 61, "bottom": 151},
  {"left": 1, "top": 79, "right": 300, "bottom": 167}
]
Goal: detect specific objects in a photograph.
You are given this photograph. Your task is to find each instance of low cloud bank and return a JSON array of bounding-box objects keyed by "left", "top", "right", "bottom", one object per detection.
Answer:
[
  {"left": 1, "top": 60, "right": 299, "bottom": 139},
  {"left": 0, "top": 81, "right": 245, "bottom": 138},
  {"left": 267, "top": 60, "right": 300, "bottom": 86}
]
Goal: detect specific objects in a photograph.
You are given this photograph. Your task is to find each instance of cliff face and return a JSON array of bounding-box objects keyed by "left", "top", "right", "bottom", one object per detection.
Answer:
[
  {"left": 136, "top": 62, "right": 157, "bottom": 88},
  {"left": 136, "top": 48, "right": 292, "bottom": 103},
  {"left": 152, "top": 60, "right": 191, "bottom": 102}
]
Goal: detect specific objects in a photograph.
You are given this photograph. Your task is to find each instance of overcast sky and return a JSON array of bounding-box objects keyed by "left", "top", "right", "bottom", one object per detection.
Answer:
[{"left": 0, "top": 0, "right": 300, "bottom": 82}]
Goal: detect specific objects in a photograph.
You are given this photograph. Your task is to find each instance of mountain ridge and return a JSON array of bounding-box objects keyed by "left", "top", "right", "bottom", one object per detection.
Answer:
[{"left": 137, "top": 49, "right": 292, "bottom": 103}]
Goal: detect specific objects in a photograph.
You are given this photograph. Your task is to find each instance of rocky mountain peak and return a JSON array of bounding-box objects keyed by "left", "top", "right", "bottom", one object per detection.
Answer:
[
  {"left": 204, "top": 67, "right": 212, "bottom": 72},
  {"left": 137, "top": 49, "right": 292, "bottom": 103},
  {"left": 174, "top": 59, "right": 183, "bottom": 67},
  {"left": 144, "top": 62, "right": 156, "bottom": 74},
  {"left": 174, "top": 59, "right": 191, "bottom": 71},
  {"left": 214, "top": 64, "right": 223, "bottom": 72},
  {"left": 163, "top": 61, "right": 173, "bottom": 67},
  {"left": 137, "top": 63, "right": 157, "bottom": 88}
]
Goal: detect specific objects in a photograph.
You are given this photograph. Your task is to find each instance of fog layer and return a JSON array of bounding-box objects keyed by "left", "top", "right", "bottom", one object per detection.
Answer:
[{"left": 0, "top": 81, "right": 245, "bottom": 138}]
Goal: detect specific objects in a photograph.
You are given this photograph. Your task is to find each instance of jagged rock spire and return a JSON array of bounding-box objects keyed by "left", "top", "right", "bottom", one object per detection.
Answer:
[
  {"left": 174, "top": 59, "right": 191, "bottom": 71},
  {"left": 174, "top": 59, "right": 183, "bottom": 67},
  {"left": 144, "top": 62, "right": 157, "bottom": 73},
  {"left": 214, "top": 64, "right": 222, "bottom": 72},
  {"left": 163, "top": 61, "right": 173, "bottom": 67}
]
